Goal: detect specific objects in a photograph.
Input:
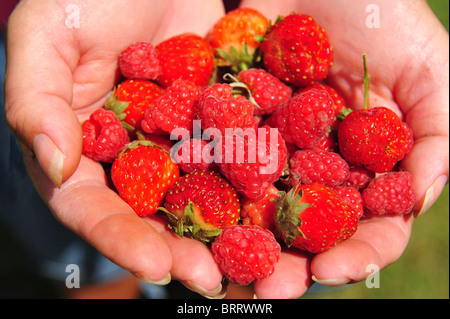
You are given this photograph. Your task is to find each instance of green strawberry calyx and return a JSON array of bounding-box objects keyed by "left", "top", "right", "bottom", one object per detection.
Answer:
[
  {"left": 159, "top": 202, "right": 223, "bottom": 244},
  {"left": 274, "top": 186, "right": 311, "bottom": 248}
]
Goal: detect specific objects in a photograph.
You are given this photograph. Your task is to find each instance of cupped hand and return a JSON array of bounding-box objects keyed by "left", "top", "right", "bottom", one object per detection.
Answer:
[
  {"left": 241, "top": 0, "right": 449, "bottom": 298},
  {"left": 5, "top": 0, "right": 227, "bottom": 297}
]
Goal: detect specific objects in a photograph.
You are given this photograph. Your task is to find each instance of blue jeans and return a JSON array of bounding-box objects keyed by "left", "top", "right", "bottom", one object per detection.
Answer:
[{"left": 0, "top": 33, "right": 166, "bottom": 298}]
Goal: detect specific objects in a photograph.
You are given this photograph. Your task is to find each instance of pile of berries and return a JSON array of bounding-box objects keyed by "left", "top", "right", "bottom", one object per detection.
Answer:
[{"left": 81, "top": 8, "right": 416, "bottom": 286}]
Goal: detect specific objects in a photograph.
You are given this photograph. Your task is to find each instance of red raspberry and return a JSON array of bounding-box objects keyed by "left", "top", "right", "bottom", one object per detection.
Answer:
[
  {"left": 141, "top": 79, "right": 201, "bottom": 135},
  {"left": 171, "top": 138, "right": 217, "bottom": 173},
  {"left": 212, "top": 225, "right": 281, "bottom": 285},
  {"left": 362, "top": 171, "right": 416, "bottom": 215},
  {"left": 266, "top": 88, "right": 334, "bottom": 149},
  {"left": 82, "top": 109, "right": 130, "bottom": 163},
  {"left": 333, "top": 185, "right": 364, "bottom": 219},
  {"left": 119, "top": 42, "right": 161, "bottom": 80},
  {"left": 216, "top": 126, "right": 287, "bottom": 200},
  {"left": 195, "top": 83, "right": 255, "bottom": 135},
  {"left": 237, "top": 68, "right": 292, "bottom": 116},
  {"left": 289, "top": 148, "right": 349, "bottom": 187},
  {"left": 341, "top": 166, "right": 375, "bottom": 190}
]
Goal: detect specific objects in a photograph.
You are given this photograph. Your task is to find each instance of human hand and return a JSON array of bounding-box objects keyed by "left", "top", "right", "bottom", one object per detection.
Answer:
[
  {"left": 4, "top": 0, "right": 228, "bottom": 297},
  {"left": 240, "top": 0, "right": 449, "bottom": 298}
]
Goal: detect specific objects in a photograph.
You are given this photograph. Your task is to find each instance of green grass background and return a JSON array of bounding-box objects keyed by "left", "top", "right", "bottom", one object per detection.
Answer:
[{"left": 0, "top": 0, "right": 449, "bottom": 299}]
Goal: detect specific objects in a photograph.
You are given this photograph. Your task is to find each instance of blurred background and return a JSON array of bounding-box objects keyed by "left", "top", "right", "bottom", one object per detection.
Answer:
[{"left": 0, "top": 0, "right": 448, "bottom": 299}]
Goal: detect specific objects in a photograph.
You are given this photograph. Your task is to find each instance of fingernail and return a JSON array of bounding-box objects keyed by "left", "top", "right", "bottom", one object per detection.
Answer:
[
  {"left": 312, "top": 275, "right": 350, "bottom": 286},
  {"left": 184, "top": 281, "right": 225, "bottom": 299},
  {"left": 414, "top": 175, "right": 448, "bottom": 218},
  {"left": 134, "top": 272, "right": 171, "bottom": 286},
  {"left": 33, "top": 134, "right": 64, "bottom": 188}
]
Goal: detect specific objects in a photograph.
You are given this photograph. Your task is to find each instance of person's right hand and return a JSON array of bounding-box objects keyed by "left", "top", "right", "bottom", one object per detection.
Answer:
[{"left": 4, "top": 0, "right": 228, "bottom": 297}]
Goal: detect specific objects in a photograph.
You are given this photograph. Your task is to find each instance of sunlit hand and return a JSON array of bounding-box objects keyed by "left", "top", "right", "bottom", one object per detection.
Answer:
[
  {"left": 240, "top": 0, "right": 449, "bottom": 298},
  {"left": 5, "top": 0, "right": 227, "bottom": 297}
]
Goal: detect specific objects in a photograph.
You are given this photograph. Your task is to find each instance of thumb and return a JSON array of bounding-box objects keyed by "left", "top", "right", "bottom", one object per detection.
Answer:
[{"left": 4, "top": 7, "right": 82, "bottom": 187}]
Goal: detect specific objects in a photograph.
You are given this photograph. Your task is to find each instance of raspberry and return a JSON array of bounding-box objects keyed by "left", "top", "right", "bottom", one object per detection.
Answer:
[
  {"left": 119, "top": 42, "right": 161, "bottom": 80},
  {"left": 362, "top": 171, "right": 416, "bottom": 215},
  {"left": 212, "top": 225, "right": 281, "bottom": 285},
  {"left": 237, "top": 68, "right": 292, "bottom": 115},
  {"left": 195, "top": 83, "right": 255, "bottom": 135},
  {"left": 267, "top": 89, "right": 335, "bottom": 149},
  {"left": 82, "top": 109, "right": 130, "bottom": 163},
  {"left": 289, "top": 148, "right": 349, "bottom": 187},
  {"left": 171, "top": 138, "right": 217, "bottom": 173},
  {"left": 341, "top": 166, "right": 375, "bottom": 190},
  {"left": 141, "top": 79, "right": 201, "bottom": 135}
]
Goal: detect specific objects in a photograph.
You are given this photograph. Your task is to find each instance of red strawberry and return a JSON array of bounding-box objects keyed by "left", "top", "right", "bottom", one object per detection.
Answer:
[
  {"left": 275, "top": 184, "right": 357, "bottom": 254},
  {"left": 211, "top": 225, "right": 281, "bottom": 285},
  {"left": 289, "top": 148, "right": 350, "bottom": 187},
  {"left": 266, "top": 88, "right": 335, "bottom": 149},
  {"left": 338, "top": 106, "right": 414, "bottom": 173},
  {"left": 215, "top": 125, "right": 287, "bottom": 200},
  {"left": 241, "top": 184, "right": 280, "bottom": 232},
  {"left": 195, "top": 83, "right": 255, "bottom": 135},
  {"left": 106, "top": 79, "right": 164, "bottom": 133},
  {"left": 156, "top": 33, "right": 215, "bottom": 88},
  {"left": 362, "top": 171, "right": 416, "bottom": 215},
  {"left": 208, "top": 8, "right": 269, "bottom": 72},
  {"left": 333, "top": 185, "right": 364, "bottom": 219},
  {"left": 118, "top": 41, "right": 161, "bottom": 80},
  {"left": 140, "top": 79, "right": 201, "bottom": 136},
  {"left": 111, "top": 141, "right": 180, "bottom": 217},
  {"left": 82, "top": 108, "right": 130, "bottom": 163},
  {"left": 260, "top": 13, "right": 334, "bottom": 86},
  {"left": 236, "top": 68, "right": 292, "bottom": 116},
  {"left": 162, "top": 170, "right": 240, "bottom": 243},
  {"left": 171, "top": 138, "right": 217, "bottom": 173}
]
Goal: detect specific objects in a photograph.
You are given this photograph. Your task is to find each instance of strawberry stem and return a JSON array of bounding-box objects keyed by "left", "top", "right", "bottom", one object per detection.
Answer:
[{"left": 363, "top": 52, "right": 370, "bottom": 109}]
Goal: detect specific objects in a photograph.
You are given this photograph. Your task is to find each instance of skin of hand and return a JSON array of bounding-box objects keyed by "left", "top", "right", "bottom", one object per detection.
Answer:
[
  {"left": 240, "top": 0, "right": 449, "bottom": 298},
  {"left": 4, "top": 0, "right": 228, "bottom": 297}
]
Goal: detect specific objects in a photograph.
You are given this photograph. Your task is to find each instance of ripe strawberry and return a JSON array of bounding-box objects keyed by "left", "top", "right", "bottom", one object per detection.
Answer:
[
  {"left": 211, "top": 225, "right": 281, "bottom": 285},
  {"left": 338, "top": 106, "right": 414, "bottom": 173},
  {"left": 155, "top": 33, "right": 215, "bottom": 88},
  {"left": 118, "top": 41, "right": 161, "bottom": 80},
  {"left": 195, "top": 83, "right": 255, "bottom": 135},
  {"left": 215, "top": 125, "right": 287, "bottom": 200},
  {"left": 140, "top": 79, "right": 201, "bottom": 136},
  {"left": 162, "top": 170, "right": 240, "bottom": 243},
  {"left": 241, "top": 184, "right": 280, "bottom": 232},
  {"left": 208, "top": 8, "right": 269, "bottom": 72},
  {"left": 106, "top": 79, "right": 164, "bottom": 133},
  {"left": 171, "top": 138, "right": 217, "bottom": 173},
  {"left": 275, "top": 184, "right": 357, "bottom": 254},
  {"left": 362, "top": 171, "right": 416, "bottom": 215},
  {"left": 266, "top": 88, "right": 335, "bottom": 149},
  {"left": 289, "top": 148, "right": 350, "bottom": 187},
  {"left": 333, "top": 185, "right": 364, "bottom": 219},
  {"left": 236, "top": 68, "right": 292, "bottom": 115},
  {"left": 260, "top": 13, "right": 334, "bottom": 86},
  {"left": 111, "top": 141, "right": 179, "bottom": 217},
  {"left": 82, "top": 108, "right": 130, "bottom": 163}
]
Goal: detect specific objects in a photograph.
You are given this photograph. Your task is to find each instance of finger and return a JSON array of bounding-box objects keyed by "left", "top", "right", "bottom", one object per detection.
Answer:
[
  {"left": 310, "top": 214, "right": 413, "bottom": 285},
  {"left": 155, "top": 221, "right": 225, "bottom": 298},
  {"left": 28, "top": 155, "right": 173, "bottom": 284},
  {"left": 5, "top": 4, "right": 82, "bottom": 187},
  {"left": 253, "top": 249, "right": 312, "bottom": 299}
]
